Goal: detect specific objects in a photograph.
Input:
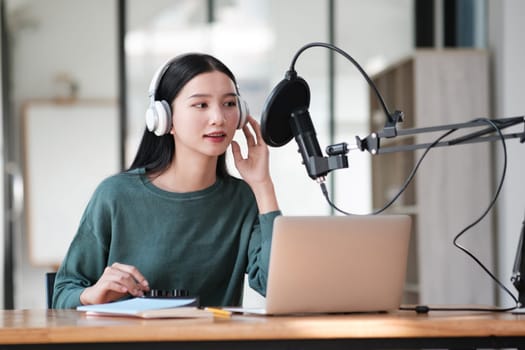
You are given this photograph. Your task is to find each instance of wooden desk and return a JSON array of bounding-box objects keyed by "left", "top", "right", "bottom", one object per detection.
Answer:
[{"left": 1, "top": 309, "right": 525, "bottom": 349}]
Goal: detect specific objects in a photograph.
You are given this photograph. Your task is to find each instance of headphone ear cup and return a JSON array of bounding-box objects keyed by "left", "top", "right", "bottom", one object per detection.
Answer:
[
  {"left": 145, "top": 104, "right": 158, "bottom": 132},
  {"left": 237, "top": 97, "right": 249, "bottom": 129},
  {"left": 156, "top": 100, "right": 172, "bottom": 135},
  {"left": 146, "top": 100, "right": 172, "bottom": 136}
]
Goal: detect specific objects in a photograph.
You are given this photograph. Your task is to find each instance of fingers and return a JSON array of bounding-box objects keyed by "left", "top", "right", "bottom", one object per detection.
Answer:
[
  {"left": 241, "top": 120, "right": 256, "bottom": 147},
  {"left": 231, "top": 140, "right": 242, "bottom": 163},
  {"left": 81, "top": 263, "right": 150, "bottom": 305},
  {"left": 111, "top": 262, "right": 149, "bottom": 289},
  {"left": 107, "top": 263, "right": 150, "bottom": 296},
  {"left": 241, "top": 116, "right": 266, "bottom": 147}
]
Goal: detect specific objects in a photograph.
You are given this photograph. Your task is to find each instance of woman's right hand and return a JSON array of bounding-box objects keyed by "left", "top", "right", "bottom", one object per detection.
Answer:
[{"left": 79, "top": 262, "right": 150, "bottom": 305}]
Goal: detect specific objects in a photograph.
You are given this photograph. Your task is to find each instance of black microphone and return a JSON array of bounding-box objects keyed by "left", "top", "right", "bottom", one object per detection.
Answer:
[
  {"left": 261, "top": 70, "right": 348, "bottom": 180},
  {"left": 289, "top": 106, "right": 325, "bottom": 178}
]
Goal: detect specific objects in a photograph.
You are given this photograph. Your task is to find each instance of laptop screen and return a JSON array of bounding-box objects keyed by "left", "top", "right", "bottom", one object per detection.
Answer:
[{"left": 265, "top": 215, "right": 412, "bottom": 315}]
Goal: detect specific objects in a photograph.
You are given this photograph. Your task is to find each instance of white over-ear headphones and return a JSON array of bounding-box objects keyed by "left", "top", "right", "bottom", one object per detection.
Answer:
[{"left": 145, "top": 58, "right": 249, "bottom": 136}]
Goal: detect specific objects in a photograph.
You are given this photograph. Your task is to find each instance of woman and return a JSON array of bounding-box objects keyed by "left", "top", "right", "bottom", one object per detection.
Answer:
[{"left": 52, "top": 53, "right": 281, "bottom": 308}]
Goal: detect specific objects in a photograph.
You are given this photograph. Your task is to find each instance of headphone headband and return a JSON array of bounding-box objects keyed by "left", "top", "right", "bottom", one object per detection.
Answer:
[{"left": 148, "top": 58, "right": 177, "bottom": 101}]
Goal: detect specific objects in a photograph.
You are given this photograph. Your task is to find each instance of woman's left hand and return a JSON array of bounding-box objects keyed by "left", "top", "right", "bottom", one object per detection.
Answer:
[{"left": 231, "top": 116, "right": 279, "bottom": 213}]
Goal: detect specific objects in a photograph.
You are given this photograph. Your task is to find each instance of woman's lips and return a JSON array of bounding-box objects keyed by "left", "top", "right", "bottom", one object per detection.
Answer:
[{"left": 204, "top": 132, "right": 226, "bottom": 142}]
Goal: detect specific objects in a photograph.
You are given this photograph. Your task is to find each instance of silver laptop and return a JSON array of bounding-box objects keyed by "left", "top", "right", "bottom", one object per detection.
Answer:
[{"left": 230, "top": 214, "right": 411, "bottom": 315}]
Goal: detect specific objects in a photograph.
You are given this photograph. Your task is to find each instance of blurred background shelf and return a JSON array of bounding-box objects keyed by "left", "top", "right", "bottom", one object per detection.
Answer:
[{"left": 369, "top": 49, "right": 494, "bottom": 305}]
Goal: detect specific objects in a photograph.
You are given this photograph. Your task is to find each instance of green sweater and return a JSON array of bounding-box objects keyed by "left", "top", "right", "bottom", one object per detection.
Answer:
[{"left": 52, "top": 168, "right": 280, "bottom": 309}]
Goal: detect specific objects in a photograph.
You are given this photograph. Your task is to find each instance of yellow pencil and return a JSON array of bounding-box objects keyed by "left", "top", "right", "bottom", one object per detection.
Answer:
[{"left": 205, "top": 307, "right": 232, "bottom": 318}]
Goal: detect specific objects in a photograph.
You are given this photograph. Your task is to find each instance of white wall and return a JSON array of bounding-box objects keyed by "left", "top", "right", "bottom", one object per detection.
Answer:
[
  {"left": 333, "top": 0, "right": 413, "bottom": 214},
  {"left": 489, "top": 0, "right": 525, "bottom": 306},
  {"left": 7, "top": 0, "right": 117, "bottom": 308},
  {"left": 8, "top": 0, "right": 117, "bottom": 101}
]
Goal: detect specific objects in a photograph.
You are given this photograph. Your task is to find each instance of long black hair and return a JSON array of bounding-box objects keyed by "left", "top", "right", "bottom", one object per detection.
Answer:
[{"left": 128, "top": 53, "right": 239, "bottom": 178}]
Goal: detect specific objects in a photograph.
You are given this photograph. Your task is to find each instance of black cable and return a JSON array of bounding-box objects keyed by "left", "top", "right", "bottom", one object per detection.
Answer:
[
  {"left": 289, "top": 42, "right": 393, "bottom": 123},
  {"left": 399, "top": 304, "right": 517, "bottom": 313},
  {"left": 321, "top": 118, "right": 520, "bottom": 313},
  {"left": 320, "top": 127, "right": 458, "bottom": 216},
  {"left": 448, "top": 118, "right": 519, "bottom": 310}
]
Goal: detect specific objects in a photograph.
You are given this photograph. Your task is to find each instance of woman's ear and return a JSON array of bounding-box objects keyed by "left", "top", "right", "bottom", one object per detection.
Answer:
[{"left": 169, "top": 120, "right": 175, "bottom": 134}]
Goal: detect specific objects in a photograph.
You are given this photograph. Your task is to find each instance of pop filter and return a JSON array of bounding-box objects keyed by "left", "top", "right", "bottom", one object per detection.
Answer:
[{"left": 261, "top": 71, "right": 310, "bottom": 147}]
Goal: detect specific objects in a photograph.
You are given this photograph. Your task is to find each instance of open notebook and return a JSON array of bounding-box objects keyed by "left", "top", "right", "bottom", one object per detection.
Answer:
[{"left": 229, "top": 214, "right": 411, "bottom": 315}]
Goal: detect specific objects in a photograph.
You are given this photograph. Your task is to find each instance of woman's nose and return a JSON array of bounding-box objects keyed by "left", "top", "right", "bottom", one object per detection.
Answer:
[{"left": 209, "top": 106, "right": 226, "bottom": 125}]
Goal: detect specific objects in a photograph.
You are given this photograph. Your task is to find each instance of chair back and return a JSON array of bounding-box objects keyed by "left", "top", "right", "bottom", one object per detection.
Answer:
[{"left": 46, "top": 272, "right": 57, "bottom": 309}]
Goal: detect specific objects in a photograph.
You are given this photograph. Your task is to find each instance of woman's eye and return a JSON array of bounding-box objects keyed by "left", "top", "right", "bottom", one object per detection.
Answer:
[
  {"left": 194, "top": 102, "right": 208, "bottom": 108},
  {"left": 224, "top": 100, "right": 237, "bottom": 107}
]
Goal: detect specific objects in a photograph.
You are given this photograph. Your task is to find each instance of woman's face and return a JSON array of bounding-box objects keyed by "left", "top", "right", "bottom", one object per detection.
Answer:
[{"left": 170, "top": 70, "right": 240, "bottom": 158}]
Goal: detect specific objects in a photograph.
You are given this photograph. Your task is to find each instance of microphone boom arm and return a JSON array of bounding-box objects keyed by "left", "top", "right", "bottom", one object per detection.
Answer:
[
  {"left": 355, "top": 116, "right": 525, "bottom": 155},
  {"left": 354, "top": 114, "right": 525, "bottom": 307}
]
